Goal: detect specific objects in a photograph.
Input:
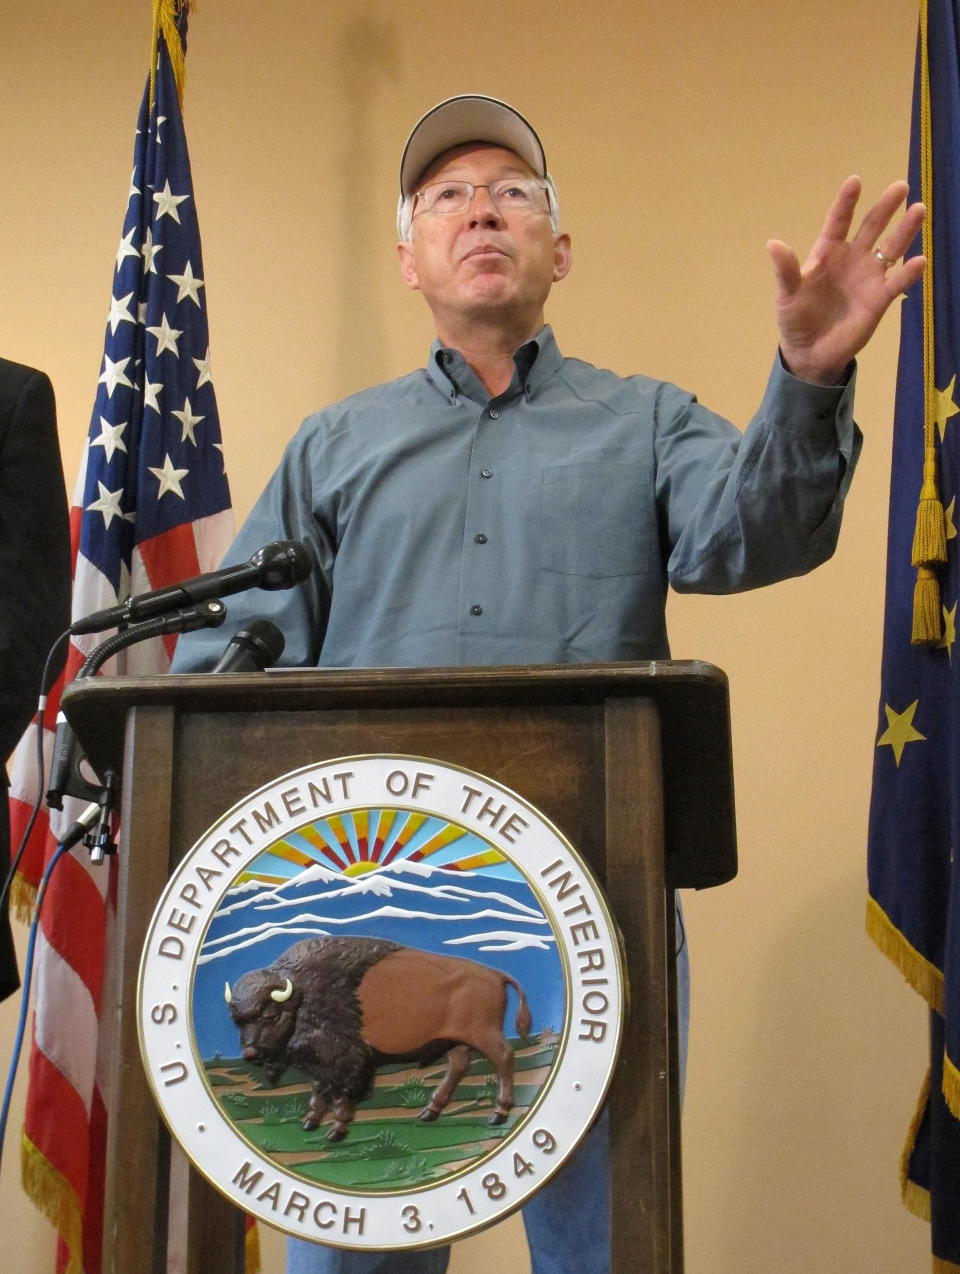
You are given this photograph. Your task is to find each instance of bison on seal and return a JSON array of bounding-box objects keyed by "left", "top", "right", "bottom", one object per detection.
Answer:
[{"left": 224, "top": 935, "right": 532, "bottom": 1142}]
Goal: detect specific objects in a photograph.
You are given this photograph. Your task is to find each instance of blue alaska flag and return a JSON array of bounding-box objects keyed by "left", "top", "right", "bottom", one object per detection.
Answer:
[{"left": 867, "top": 3, "right": 960, "bottom": 1267}]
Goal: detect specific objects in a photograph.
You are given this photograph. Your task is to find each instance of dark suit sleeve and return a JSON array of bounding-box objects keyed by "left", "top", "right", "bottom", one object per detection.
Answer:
[{"left": 0, "top": 364, "right": 72, "bottom": 764}]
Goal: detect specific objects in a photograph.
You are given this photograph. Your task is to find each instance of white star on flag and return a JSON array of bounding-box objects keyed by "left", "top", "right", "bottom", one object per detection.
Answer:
[
  {"left": 141, "top": 225, "right": 162, "bottom": 274},
  {"left": 107, "top": 292, "right": 136, "bottom": 336},
  {"left": 147, "top": 313, "right": 183, "bottom": 357},
  {"left": 86, "top": 480, "right": 125, "bottom": 528},
  {"left": 167, "top": 260, "right": 204, "bottom": 306},
  {"left": 153, "top": 178, "right": 189, "bottom": 223},
  {"left": 98, "top": 353, "right": 133, "bottom": 398},
  {"left": 172, "top": 397, "right": 204, "bottom": 446},
  {"left": 90, "top": 417, "right": 128, "bottom": 462},
  {"left": 116, "top": 228, "right": 140, "bottom": 273},
  {"left": 143, "top": 376, "right": 163, "bottom": 413},
  {"left": 149, "top": 452, "right": 189, "bottom": 499},
  {"left": 193, "top": 346, "right": 213, "bottom": 388}
]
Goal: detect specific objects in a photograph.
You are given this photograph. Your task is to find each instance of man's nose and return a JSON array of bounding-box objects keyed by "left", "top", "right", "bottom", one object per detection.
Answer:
[{"left": 468, "top": 186, "right": 503, "bottom": 227}]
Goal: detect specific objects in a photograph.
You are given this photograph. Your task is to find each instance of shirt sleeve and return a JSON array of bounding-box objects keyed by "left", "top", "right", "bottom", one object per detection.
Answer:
[
  {"left": 171, "top": 417, "right": 335, "bottom": 672},
  {"left": 659, "top": 353, "right": 861, "bottom": 593}
]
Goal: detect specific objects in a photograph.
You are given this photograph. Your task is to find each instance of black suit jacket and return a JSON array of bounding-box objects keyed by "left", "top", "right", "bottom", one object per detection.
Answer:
[{"left": 0, "top": 358, "right": 71, "bottom": 1000}]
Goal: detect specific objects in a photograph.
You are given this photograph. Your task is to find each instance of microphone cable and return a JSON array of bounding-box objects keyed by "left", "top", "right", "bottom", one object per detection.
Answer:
[
  {"left": 0, "top": 836, "right": 71, "bottom": 1180},
  {"left": 0, "top": 628, "right": 71, "bottom": 917}
]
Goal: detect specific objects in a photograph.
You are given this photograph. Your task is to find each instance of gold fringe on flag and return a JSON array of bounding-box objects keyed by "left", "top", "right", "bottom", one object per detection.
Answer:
[
  {"left": 9, "top": 873, "right": 38, "bottom": 925},
  {"left": 866, "top": 895, "right": 945, "bottom": 1013},
  {"left": 901, "top": 1067, "right": 932, "bottom": 1221},
  {"left": 21, "top": 1132, "right": 85, "bottom": 1274},
  {"left": 943, "top": 1049, "right": 960, "bottom": 1123},
  {"left": 246, "top": 1220, "right": 262, "bottom": 1274},
  {"left": 912, "top": 0, "right": 947, "bottom": 645},
  {"left": 150, "top": 0, "right": 189, "bottom": 113},
  {"left": 934, "top": 1257, "right": 960, "bottom": 1273}
]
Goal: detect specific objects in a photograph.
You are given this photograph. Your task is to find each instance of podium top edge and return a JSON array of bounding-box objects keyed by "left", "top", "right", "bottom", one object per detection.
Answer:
[{"left": 63, "top": 658, "right": 727, "bottom": 702}]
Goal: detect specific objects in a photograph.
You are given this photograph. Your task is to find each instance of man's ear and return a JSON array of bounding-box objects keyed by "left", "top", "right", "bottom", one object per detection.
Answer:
[
  {"left": 397, "top": 241, "right": 420, "bottom": 291},
  {"left": 553, "top": 233, "right": 572, "bottom": 283}
]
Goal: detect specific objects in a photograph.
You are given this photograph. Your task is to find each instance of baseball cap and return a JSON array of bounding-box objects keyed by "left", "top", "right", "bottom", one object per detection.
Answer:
[{"left": 399, "top": 94, "right": 547, "bottom": 198}]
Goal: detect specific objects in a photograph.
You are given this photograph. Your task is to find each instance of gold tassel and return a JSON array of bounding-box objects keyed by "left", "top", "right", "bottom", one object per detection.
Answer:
[
  {"left": 150, "top": 0, "right": 189, "bottom": 114},
  {"left": 913, "top": 565, "right": 943, "bottom": 645},
  {"left": 913, "top": 458, "right": 949, "bottom": 566},
  {"left": 909, "top": 0, "right": 948, "bottom": 646}
]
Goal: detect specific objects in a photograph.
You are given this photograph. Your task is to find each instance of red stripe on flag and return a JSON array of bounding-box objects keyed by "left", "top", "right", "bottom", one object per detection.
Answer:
[
  {"left": 68, "top": 506, "right": 82, "bottom": 578},
  {"left": 81, "top": 1086, "right": 108, "bottom": 1274},
  {"left": 38, "top": 855, "right": 109, "bottom": 1013},
  {"left": 23, "top": 1043, "right": 92, "bottom": 1210},
  {"left": 138, "top": 522, "right": 204, "bottom": 659},
  {"left": 138, "top": 520, "right": 201, "bottom": 590}
]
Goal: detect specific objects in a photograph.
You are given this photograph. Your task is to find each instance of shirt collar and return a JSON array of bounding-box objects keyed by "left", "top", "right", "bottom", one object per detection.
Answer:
[{"left": 426, "top": 325, "right": 563, "bottom": 404}]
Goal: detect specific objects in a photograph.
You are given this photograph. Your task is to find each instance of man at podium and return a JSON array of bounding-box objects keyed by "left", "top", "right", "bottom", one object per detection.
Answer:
[{"left": 173, "top": 95, "right": 923, "bottom": 1274}]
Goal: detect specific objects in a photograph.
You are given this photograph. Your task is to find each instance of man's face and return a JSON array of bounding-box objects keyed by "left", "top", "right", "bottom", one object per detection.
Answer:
[{"left": 397, "top": 144, "right": 572, "bottom": 341}]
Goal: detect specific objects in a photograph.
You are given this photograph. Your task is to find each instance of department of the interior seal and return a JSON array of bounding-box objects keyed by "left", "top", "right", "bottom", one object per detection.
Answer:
[{"left": 137, "top": 755, "right": 625, "bottom": 1250}]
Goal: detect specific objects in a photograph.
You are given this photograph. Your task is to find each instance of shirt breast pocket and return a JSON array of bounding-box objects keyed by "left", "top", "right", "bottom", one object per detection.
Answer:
[{"left": 540, "top": 462, "right": 650, "bottom": 578}]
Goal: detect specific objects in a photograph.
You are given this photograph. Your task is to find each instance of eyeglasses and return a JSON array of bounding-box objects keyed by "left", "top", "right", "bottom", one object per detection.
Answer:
[{"left": 413, "top": 178, "right": 552, "bottom": 219}]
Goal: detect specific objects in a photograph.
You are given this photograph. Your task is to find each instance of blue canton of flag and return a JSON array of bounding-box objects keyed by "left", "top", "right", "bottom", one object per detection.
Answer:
[
  {"left": 867, "top": 3, "right": 960, "bottom": 1269},
  {"left": 77, "top": 6, "right": 231, "bottom": 652}
]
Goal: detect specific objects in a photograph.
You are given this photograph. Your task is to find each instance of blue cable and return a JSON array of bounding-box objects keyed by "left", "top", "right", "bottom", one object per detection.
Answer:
[{"left": 0, "top": 840, "right": 69, "bottom": 1179}]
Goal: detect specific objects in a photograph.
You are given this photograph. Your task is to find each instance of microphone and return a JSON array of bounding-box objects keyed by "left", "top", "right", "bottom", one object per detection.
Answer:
[
  {"left": 70, "top": 541, "right": 311, "bottom": 635},
  {"left": 47, "top": 599, "right": 229, "bottom": 810},
  {"left": 212, "top": 619, "right": 286, "bottom": 672}
]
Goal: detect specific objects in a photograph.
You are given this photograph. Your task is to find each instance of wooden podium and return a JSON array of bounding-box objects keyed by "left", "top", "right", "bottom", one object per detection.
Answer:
[{"left": 62, "top": 660, "right": 736, "bottom": 1274}]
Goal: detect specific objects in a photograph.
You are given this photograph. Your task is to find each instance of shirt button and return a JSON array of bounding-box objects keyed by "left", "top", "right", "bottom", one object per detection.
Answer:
[
  {"left": 474, "top": 533, "right": 488, "bottom": 544},
  {"left": 489, "top": 409, "right": 499, "bottom": 419},
  {"left": 470, "top": 605, "right": 483, "bottom": 616},
  {"left": 480, "top": 468, "right": 493, "bottom": 479}
]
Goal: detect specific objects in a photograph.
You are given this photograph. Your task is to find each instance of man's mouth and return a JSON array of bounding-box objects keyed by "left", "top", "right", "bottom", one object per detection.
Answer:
[{"left": 462, "top": 244, "right": 508, "bottom": 261}]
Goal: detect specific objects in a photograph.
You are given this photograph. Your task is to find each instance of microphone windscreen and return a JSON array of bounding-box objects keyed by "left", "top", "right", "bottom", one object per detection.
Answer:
[
  {"left": 212, "top": 619, "right": 286, "bottom": 673},
  {"left": 253, "top": 541, "right": 312, "bottom": 590}
]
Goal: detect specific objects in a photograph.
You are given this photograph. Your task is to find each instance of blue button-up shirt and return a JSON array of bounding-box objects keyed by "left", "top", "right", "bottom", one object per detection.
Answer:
[{"left": 173, "top": 326, "right": 860, "bottom": 671}]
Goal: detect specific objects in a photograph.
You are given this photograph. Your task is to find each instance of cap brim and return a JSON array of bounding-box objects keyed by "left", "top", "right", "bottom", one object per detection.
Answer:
[{"left": 400, "top": 95, "right": 546, "bottom": 198}]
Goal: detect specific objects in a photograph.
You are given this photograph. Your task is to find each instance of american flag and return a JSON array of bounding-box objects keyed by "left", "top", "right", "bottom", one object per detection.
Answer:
[{"left": 6, "top": 6, "right": 238, "bottom": 1270}]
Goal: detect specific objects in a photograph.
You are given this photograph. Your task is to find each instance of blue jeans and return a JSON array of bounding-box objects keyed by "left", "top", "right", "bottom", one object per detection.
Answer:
[{"left": 287, "top": 905, "right": 690, "bottom": 1274}]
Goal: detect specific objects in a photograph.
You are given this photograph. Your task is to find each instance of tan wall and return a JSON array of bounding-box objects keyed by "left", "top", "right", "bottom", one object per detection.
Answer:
[{"left": 0, "top": 1, "right": 931, "bottom": 1270}]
